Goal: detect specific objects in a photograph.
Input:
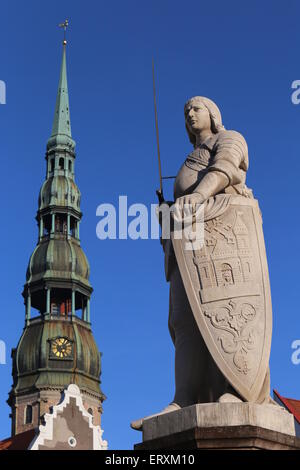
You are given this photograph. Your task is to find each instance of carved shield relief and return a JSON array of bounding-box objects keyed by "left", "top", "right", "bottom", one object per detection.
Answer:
[{"left": 171, "top": 195, "right": 272, "bottom": 402}]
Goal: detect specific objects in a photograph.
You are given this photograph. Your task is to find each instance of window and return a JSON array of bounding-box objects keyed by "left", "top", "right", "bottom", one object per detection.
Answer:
[
  {"left": 59, "top": 157, "right": 64, "bottom": 170},
  {"left": 69, "top": 160, "right": 72, "bottom": 172},
  {"left": 70, "top": 217, "right": 76, "bottom": 237},
  {"left": 88, "top": 408, "right": 93, "bottom": 416},
  {"left": 51, "top": 303, "right": 59, "bottom": 316},
  {"left": 50, "top": 158, "right": 55, "bottom": 172},
  {"left": 43, "top": 216, "right": 51, "bottom": 237},
  {"left": 25, "top": 405, "right": 33, "bottom": 424},
  {"left": 221, "top": 263, "right": 234, "bottom": 286},
  {"left": 55, "top": 216, "right": 67, "bottom": 234},
  {"left": 55, "top": 216, "right": 62, "bottom": 232},
  {"left": 68, "top": 436, "right": 77, "bottom": 447}
]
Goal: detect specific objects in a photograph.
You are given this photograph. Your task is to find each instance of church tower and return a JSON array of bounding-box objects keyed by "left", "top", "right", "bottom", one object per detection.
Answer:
[{"left": 8, "top": 37, "right": 105, "bottom": 436}]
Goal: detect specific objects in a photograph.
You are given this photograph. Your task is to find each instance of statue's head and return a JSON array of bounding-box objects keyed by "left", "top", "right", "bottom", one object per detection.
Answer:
[{"left": 184, "top": 96, "right": 225, "bottom": 147}]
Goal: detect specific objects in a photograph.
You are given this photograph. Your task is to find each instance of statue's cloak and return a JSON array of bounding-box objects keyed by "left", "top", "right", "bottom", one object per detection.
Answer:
[{"left": 171, "top": 194, "right": 272, "bottom": 401}]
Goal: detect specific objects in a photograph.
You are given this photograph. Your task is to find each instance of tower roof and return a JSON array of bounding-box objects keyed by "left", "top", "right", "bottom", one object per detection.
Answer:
[
  {"left": 52, "top": 43, "right": 71, "bottom": 137},
  {"left": 47, "top": 42, "right": 75, "bottom": 151}
]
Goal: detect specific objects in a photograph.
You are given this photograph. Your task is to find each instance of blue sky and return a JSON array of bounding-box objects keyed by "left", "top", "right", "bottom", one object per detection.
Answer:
[{"left": 0, "top": 0, "right": 299, "bottom": 450}]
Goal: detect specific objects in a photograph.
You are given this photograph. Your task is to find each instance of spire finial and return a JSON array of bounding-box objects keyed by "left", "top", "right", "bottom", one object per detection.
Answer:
[{"left": 58, "top": 19, "right": 69, "bottom": 45}]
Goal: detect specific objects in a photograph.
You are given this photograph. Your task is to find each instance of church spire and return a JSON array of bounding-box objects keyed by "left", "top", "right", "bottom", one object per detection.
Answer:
[
  {"left": 51, "top": 42, "right": 72, "bottom": 138},
  {"left": 47, "top": 21, "right": 75, "bottom": 153}
]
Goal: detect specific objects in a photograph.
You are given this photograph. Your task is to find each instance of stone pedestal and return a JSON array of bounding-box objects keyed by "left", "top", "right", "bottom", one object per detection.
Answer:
[{"left": 134, "top": 403, "right": 300, "bottom": 450}]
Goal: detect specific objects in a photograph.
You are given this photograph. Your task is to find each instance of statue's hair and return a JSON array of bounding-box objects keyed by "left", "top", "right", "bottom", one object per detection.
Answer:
[{"left": 184, "top": 96, "right": 225, "bottom": 147}]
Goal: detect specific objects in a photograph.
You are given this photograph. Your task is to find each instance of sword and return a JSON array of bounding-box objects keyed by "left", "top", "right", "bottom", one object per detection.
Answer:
[
  {"left": 152, "top": 59, "right": 164, "bottom": 204},
  {"left": 152, "top": 60, "right": 176, "bottom": 205},
  {"left": 152, "top": 58, "right": 164, "bottom": 204}
]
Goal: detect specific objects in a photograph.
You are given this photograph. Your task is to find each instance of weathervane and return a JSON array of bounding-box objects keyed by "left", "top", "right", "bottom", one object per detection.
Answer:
[{"left": 58, "top": 19, "right": 69, "bottom": 45}]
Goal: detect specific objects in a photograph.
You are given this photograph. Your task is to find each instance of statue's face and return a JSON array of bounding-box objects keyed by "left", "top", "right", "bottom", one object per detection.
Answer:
[{"left": 184, "top": 99, "right": 211, "bottom": 135}]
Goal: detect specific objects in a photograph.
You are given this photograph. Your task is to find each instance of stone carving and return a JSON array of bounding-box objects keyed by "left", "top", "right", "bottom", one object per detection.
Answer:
[
  {"left": 131, "top": 96, "right": 275, "bottom": 431},
  {"left": 193, "top": 209, "right": 259, "bottom": 304},
  {"left": 204, "top": 299, "right": 260, "bottom": 375},
  {"left": 170, "top": 195, "right": 271, "bottom": 402}
]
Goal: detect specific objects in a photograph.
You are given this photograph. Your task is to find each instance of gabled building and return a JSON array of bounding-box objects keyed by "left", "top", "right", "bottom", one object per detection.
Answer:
[{"left": 1, "top": 385, "right": 107, "bottom": 450}]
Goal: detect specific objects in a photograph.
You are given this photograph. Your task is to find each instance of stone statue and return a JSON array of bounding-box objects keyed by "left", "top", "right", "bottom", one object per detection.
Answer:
[{"left": 131, "top": 96, "right": 275, "bottom": 430}]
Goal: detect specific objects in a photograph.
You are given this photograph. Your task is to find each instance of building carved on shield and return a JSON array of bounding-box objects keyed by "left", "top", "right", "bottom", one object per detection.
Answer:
[{"left": 194, "top": 210, "right": 257, "bottom": 304}]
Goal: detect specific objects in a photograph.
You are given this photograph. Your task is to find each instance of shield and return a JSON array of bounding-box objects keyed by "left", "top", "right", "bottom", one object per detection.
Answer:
[{"left": 171, "top": 195, "right": 272, "bottom": 402}]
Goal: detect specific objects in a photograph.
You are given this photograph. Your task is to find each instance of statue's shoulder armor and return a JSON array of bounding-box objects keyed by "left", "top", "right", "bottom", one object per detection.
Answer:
[
  {"left": 212, "top": 129, "right": 248, "bottom": 170},
  {"left": 214, "top": 129, "right": 248, "bottom": 154}
]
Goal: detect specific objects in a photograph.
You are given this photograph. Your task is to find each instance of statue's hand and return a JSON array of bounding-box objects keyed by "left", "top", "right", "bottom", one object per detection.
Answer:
[{"left": 174, "top": 192, "right": 205, "bottom": 221}]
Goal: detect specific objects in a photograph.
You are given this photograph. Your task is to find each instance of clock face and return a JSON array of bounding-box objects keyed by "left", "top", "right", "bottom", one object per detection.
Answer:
[{"left": 51, "top": 338, "right": 72, "bottom": 358}]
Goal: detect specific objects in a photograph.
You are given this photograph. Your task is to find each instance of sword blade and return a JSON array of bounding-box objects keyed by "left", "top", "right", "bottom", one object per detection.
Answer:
[{"left": 152, "top": 58, "right": 163, "bottom": 200}]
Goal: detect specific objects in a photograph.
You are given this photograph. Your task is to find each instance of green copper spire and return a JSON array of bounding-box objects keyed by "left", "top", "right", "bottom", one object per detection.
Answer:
[
  {"left": 47, "top": 41, "right": 75, "bottom": 152},
  {"left": 52, "top": 43, "right": 71, "bottom": 137}
]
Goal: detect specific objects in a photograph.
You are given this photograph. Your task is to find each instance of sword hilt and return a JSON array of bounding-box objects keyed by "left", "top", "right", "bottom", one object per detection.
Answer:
[{"left": 156, "top": 189, "right": 164, "bottom": 205}]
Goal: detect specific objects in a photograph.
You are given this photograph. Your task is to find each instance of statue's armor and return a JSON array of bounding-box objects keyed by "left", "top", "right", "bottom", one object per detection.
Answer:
[{"left": 174, "top": 130, "right": 249, "bottom": 200}]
